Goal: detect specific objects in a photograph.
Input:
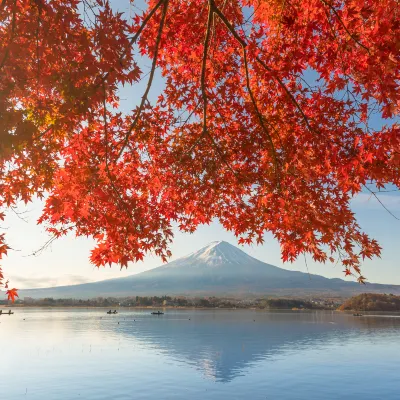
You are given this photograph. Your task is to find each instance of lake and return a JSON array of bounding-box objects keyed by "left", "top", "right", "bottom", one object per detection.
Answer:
[{"left": 0, "top": 308, "right": 399, "bottom": 399}]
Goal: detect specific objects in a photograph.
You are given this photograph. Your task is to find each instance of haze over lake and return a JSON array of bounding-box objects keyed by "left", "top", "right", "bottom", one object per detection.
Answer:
[{"left": 1, "top": 309, "right": 399, "bottom": 399}]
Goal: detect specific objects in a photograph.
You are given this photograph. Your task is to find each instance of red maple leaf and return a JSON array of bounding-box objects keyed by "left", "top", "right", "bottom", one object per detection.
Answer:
[{"left": 6, "top": 288, "right": 18, "bottom": 303}]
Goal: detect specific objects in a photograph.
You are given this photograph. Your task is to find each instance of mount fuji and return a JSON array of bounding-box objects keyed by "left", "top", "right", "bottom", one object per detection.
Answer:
[{"left": 19, "top": 241, "right": 400, "bottom": 299}]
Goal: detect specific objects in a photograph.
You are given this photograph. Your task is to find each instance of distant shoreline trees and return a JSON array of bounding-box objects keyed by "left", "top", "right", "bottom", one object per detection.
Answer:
[
  {"left": 338, "top": 293, "right": 400, "bottom": 311},
  {"left": 2, "top": 295, "right": 340, "bottom": 310}
]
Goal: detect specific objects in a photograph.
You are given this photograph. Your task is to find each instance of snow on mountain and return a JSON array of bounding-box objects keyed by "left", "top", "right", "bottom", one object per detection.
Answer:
[
  {"left": 155, "top": 241, "right": 268, "bottom": 270},
  {"left": 181, "top": 241, "right": 257, "bottom": 266}
]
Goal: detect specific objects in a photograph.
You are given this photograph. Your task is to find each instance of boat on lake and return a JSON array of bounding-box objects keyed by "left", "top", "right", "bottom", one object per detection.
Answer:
[
  {"left": 0, "top": 310, "right": 14, "bottom": 315},
  {"left": 107, "top": 310, "right": 118, "bottom": 314},
  {"left": 151, "top": 311, "right": 164, "bottom": 315},
  {"left": 353, "top": 313, "right": 363, "bottom": 317}
]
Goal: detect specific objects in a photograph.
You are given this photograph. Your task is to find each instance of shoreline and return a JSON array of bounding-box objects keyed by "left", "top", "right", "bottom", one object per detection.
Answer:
[
  {"left": 2, "top": 305, "right": 329, "bottom": 311},
  {"left": 2, "top": 305, "right": 400, "bottom": 315}
]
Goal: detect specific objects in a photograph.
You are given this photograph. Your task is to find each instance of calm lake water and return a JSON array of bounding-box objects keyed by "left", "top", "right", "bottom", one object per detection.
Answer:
[{"left": 1, "top": 308, "right": 399, "bottom": 399}]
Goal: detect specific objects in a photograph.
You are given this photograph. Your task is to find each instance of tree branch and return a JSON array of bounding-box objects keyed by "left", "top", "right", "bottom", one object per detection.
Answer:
[
  {"left": 210, "top": 0, "right": 313, "bottom": 134},
  {"left": 0, "top": 0, "right": 17, "bottom": 71},
  {"left": 320, "top": 0, "right": 371, "bottom": 54},
  {"left": 363, "top": 184, "right": 400, "bottom": 220},
  {"left": 98, "top": 0, "right": 166, "bottom": 87},
  {"left": 103, "top": 83, "right": 137, "bottom": 233},
  {"left": 242, "top": 47, "right": 280, "bottom": 185},
  {"left": 117, "top": 0, "right": 169, "bottom": 160},
  {"left": 201, "top": 3, "right": 213, "bottom": 140}
]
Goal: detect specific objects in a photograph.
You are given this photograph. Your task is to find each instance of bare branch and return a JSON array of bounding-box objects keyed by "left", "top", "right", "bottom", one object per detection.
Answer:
[
  {"left": 24, "top": 226, "right": 74, "bottom": 257},
  {"left": 363, "top": 184, "right": 400, "bottom": 220}
]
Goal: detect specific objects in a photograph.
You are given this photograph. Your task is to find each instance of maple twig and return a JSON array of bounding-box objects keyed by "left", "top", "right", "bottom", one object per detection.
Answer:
[
  {"left": 206, "top": 129, "right": 242, "bottom": 179},
  {"left": 201, "top": 3, "right": 213, "bottom": 140},
  {"left": 25, "top": 225, "right": 74, "bottom": 257},
  {"left": 9, "top": 205, "right": 29, "bottom": 223},
  {"left": 320, "top": 0, "right": 370, "bottom": 54},
  {"left": 303, "top": 253, "right": 312, "bottom": 280},
  {"left": 362, "top": 184, "right": 400, "bottom": 220},
  {"left": 242, "top": 48, "right": 280, "bottom": 185},
  {"left": 176, "top": 102, "right": 204, "bottom": 160},
  {"left": 178, "top": 3, "right": 214, "bottom": 162},
  {"left": 193, "top": 1, "right": 241, "bottom": 181},
  {"left": 0, "top": 0, "right": 17, "bottom": 71},
  {"left": 210, "top": 0, "right": 313, "bottom": 135},
  {"left": 208, "top": 99, "right": 248, "bottom": 181},
  {"left": 98, "top": 0, "right": 166, "bottom": 86},
  {"left": 117, "top": 0, "right": 169, "bottom": 160},
  {"left": 33, "top": 0, "right": 166, "bottom": 145},
  {"left": 207, "top": 0, "right": 280, "bottom": 182},
  {"left": 103, "top": 84, "right": 137, "bottom": 235},
  {"left": 173, "top": 101, "right": 201, "bottom": 128}
]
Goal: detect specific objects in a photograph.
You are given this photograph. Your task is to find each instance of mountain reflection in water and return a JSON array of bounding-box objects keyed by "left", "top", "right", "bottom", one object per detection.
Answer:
[{"left": 110, "top": 310, "right": 399, "bottom": 382}]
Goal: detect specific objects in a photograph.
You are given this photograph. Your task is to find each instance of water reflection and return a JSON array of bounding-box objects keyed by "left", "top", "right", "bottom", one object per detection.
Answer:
[
  {"left": 109, "top": 310, "right": 400, "bottom": 382},
  {"left": 1, "top": 309, "right": 400, "bottom": 400}
]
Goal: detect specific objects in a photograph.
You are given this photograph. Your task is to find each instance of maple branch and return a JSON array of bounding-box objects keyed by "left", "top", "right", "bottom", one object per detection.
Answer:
[
  {"left": 362, "top": 184, "right": 400, "bottom": 221},
  {"left": 320, "top": 0, "right": 371, "bottom": 54},
  {"left": 32, "top": 0, "right": 167, "bottom": 143},
  {"left": 117, "top": 0, "right": 169, "bottom": 160},
  {"left": 207, "top": 1, "right": 279, "bottom": 182},
  {"left": 25, "top": 225, "right": 75, "bottom": 257},
  {"left": 210, "top": 0, "right": 313, "bottom": 134},
  {"left": 253, "top": 56, "right": 314, "bottom": 133},
  {"left": 189, "top": 1, "right": 240, "bottom": 181},
  {"left": 35, "top": 1, "right": 42, "bottom": 95},
  {"left": 208, "top": 99, "right": 247, "bottom": 181},
  {"left": 98, "top": 0, "right": 166, "bottom": 86},
  {"left": 242, "top": 47, "right": 280, "bottom": 184},
  {"left": 0, "top": 0, "right": 17, "bottom": 71},
  {"left": 176, "top": 103, "right": 205, "bottom": 160},
  {"left": 201, "top": 3, "right": 213, "bottom": 140},
  {"left": 103, "top": 84, "right": 137, "bottom": 234}
]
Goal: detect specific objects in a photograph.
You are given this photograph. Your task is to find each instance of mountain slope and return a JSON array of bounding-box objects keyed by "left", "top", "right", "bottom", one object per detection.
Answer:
[{"left": 19, "top": 241, "right": 400, "bottom": 298}]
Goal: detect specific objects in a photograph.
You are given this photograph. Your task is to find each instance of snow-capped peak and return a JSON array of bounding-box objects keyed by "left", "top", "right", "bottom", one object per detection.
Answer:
[{"left": 181, "top": 241, "right": 255, "bottom": 267}]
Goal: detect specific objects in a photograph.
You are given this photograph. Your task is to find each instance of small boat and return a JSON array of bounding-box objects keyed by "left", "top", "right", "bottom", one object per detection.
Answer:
[
  {"left": 151, "top": 311, "right": 164, "bottom": 315},
  {"left": 353, "top": 313, "right": 363, "bottom": 317},
  {"left": 0, "top": 310, "right": 14, "bottom": 315},
  {"left": 107, "top": 310, "right": 118, "bottom": 314}
]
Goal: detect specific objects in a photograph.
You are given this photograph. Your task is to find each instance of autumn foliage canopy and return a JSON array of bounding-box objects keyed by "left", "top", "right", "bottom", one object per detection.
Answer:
[{"left": 0, "top": 0, "right": 399, "bottom": 300}]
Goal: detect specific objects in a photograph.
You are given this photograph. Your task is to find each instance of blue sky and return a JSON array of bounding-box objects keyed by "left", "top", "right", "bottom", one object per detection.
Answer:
[{"left": 2, "top": 0, "right": 399, "bottom": 289}]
